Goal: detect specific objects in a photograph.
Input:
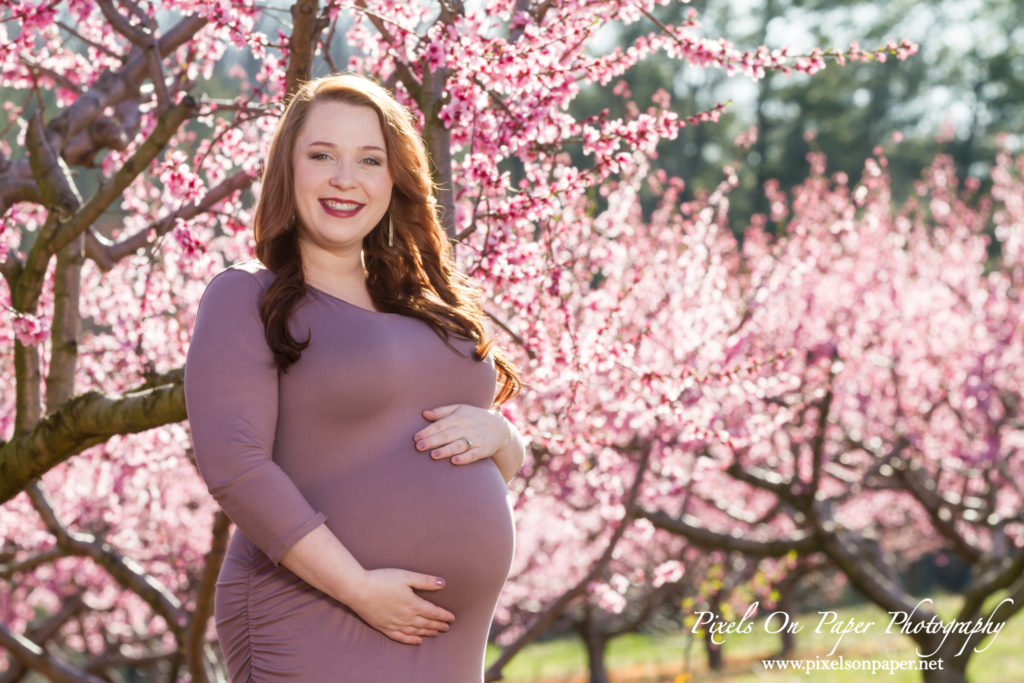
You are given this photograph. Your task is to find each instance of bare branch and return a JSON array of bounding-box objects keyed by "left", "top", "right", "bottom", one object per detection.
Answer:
[
  {"left": 13, "top": 322, "right": 45, "bottom": 437},
  {"left": 96, "top": 0, "right": 151, "bottom": 47},
  {"left": 61, "top": 110, "right": 136, "bottom": 167},
  {"left": 807, "top": 387, "right": 833, "bottom": 498},
  {"left": 320, "top": 12, "right": 341, "bottom": 73}
]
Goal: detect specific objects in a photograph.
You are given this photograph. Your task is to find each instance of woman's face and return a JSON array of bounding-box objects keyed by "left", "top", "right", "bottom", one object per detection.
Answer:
[{"left": 291, "top": 100, "right": 394, "bottom": 258}]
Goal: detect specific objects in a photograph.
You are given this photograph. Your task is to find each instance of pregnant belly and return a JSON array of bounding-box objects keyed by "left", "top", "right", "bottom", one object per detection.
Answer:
[{"left": 303, "top": 438, "right": 515, "bottom": 615}]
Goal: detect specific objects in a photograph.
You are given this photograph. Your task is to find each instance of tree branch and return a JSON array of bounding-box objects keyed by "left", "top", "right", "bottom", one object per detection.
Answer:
[
  {"left": 807, "top": 387, "right": 833, "bottom": 499},
  {"left": 185, "top": 511, "right": 231, "bottom": 683},
  {"left": 724, "top": 460, "right": 808, "bottom": 510},
  {"left": 421, "top": 61, "right": 455, "bottom": 239},
  {"left": 898, "top": 459, "right": 984, "bottom": 564},
  {"left": 56, "top": 20, "right": 122, "bottom": 59},
  {"left": 637, "top": 507, "right": 819, "bottom": 556},
  {"left": 85, "top": 169, "right": 254, "bottom": 270},
  {"left": 483, "top": 307, "right": 535, "bottom": 359},
  {"left": 0, "top": 370, "right": 185, "bottom": 504},
  {"left": 0, "top": 161, "right": 43, "bottom": 216},
  {"left": 48, "top": 96, "right": 196, "bottom": 257},
  {"left": 47, "top": 234, "right": 84, "bottom": 409},
  {"left": 26, "top": 108, "right": 82, "bottom": 225},
  {"left": 960, "top": 545, "right": 1024, "bottom": 622},
  {"left": 810, "top": 500, "right": 924, "bottom": 619},
  {"left": 61, "top": 107, "right": 137, "bottom": 167},
  {"left": 284, "top": 0, "right": 326, "bottom": 101},
  {"left": 0, "top": 593, "right": 87, "bottom": 683},
  {"left": 46, "top": 13, "right": 207, "bottom": 149},
  {"left": 0, "top": 547, "right": 65, "bottom": 579},
  {"left": 26, "top": 483, "right": 186, "bottom": 639},
  {"left": 0, "top": 621, "right": 106, "bottom": 683}
]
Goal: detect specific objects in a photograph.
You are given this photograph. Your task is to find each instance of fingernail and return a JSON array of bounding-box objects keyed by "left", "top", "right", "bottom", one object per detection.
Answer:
[
  {"left": 452, "top": 456, "right": 462, "bottom": 464},
  {"left": 436, "top": 577, "right": 445, "bottom": 587},
  {"left": 417, "top": 441, "right": 426, "bottom": 450},
  {"left": 431, "top": 450, "right": 440, "bottom": 458}
]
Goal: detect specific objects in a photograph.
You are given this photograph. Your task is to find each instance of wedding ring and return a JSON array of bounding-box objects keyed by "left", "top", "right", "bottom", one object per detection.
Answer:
[{"left": 460, "top": 437, "right": 473, "bottom": 452}]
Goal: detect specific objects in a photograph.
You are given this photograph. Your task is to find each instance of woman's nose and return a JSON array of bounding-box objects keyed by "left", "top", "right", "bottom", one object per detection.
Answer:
[{"left": 330, "top": 163, "right": 356, "bottom": 188}]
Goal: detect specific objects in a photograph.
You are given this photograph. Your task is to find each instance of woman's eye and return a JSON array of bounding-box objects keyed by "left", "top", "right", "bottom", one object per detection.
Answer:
[
  {"left": 362, "top": 157, "right": 383, "bottom": 166},
  {"left": 310, "top": 152, "right": 331, "bottom": 161}
]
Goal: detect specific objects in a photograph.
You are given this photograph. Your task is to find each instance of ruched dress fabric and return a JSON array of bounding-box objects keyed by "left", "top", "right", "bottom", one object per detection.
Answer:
[{"left": 184, "top": 262, "right": 515, "bottom": 683}]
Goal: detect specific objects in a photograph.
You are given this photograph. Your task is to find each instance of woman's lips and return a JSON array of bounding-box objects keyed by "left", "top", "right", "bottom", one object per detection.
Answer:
[{"left": 319, "top": 199, "right": 363, "bottom": 218}]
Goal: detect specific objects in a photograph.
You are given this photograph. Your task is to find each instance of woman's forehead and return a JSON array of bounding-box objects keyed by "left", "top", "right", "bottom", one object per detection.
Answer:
[{"left": 297, "top": 100, "right": 387, "bottom": 146}]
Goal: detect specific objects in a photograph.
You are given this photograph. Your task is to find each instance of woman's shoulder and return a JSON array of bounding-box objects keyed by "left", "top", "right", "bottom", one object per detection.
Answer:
[
  {"left": 210, "top": 260, "right": 274, "bottom": 287},
  {"left": 201, "top": 260, "right": 274, "bottom": 304}
]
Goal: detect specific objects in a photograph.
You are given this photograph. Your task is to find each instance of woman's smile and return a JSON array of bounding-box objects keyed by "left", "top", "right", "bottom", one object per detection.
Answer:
[{"left": 319, "top": 198, "right": 365, "bottom": 217}]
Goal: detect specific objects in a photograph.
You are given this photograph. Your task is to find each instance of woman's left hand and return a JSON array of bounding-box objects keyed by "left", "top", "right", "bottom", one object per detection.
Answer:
[
  {"left": 414, "top": 404, "right": 524, "bottom": 481},
  {"left": 415, "top": 404, "right": 511, "bottom": 465}
]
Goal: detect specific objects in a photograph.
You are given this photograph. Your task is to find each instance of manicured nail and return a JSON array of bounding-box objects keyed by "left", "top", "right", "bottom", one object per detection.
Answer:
[
  {"left": 452, "top": 456, "right": 462, "bottom": 464},
  {"left": 436, "top": 577, "right": 445, "bottom": 587},
  {"left": 431, "top": 450, "right": 441, "bottom": 458},
  {"left": 417, "top": 441, "right": 426, "bottom": 450}
]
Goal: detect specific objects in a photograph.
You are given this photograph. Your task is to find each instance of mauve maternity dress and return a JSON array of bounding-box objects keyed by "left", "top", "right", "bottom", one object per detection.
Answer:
[{"left": 184, "top": 262, "right": 515, "bottom": 682}]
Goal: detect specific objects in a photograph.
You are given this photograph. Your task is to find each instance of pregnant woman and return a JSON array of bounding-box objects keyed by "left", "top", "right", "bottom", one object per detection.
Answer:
[{"left": 185, "top": 73, "right": 525, "bottom": 682}]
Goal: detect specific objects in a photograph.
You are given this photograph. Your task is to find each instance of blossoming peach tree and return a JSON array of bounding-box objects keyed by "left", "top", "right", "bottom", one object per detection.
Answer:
[
  {"left": 639, "top": 144, "right": 1024, "bottom": 683},
  {"left": 0, "top": 0, "right": 924, "bottom": 680}
]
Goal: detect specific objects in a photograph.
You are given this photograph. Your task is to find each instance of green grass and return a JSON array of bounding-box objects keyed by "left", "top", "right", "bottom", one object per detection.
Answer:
[{"left": 486, "top": 596, "right": 1024, "bottom": 682}]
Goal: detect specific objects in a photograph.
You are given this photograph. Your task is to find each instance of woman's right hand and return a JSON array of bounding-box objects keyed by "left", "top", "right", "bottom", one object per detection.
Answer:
[{"left": 345, "top": 568, "right": 455, "bottom": 645}]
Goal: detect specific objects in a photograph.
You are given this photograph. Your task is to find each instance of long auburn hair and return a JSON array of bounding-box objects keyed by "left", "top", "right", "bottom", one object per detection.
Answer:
[{"left": 253, "top": 74, "right": 520, "bottom": 405}]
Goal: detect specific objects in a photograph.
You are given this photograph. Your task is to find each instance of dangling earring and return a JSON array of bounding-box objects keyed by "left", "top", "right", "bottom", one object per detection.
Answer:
[{"left": 387, "top": 215, "right": 395, "bottom": 247}]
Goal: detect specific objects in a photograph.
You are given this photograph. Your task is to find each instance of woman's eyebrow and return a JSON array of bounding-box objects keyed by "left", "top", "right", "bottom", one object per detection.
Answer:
[{"left": 306, "top": 140, "right": 385, "bottom": 153}]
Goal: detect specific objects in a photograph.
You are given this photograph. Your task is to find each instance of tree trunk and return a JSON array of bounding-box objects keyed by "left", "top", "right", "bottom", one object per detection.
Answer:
[
  {"left": 703, "top": 626, "right": 723, "bottom": 671},
  {"left": 921, "top": 660, "right": 967, "bottom": 683},
  {"left": 703, "top": 592, "right": 724, "bottom": 671},
  {"left": 776, "top": 603, "right": 796, "bottom": 656},
  {"left": 772, "top": 569, "right": 801, "bottom": 658},
  {"left": 583, "top": 628, "right": 610, "bottom": 683}
]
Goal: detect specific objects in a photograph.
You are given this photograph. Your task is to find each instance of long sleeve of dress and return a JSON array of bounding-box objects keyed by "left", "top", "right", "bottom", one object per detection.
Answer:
[{"left": 184, "top": 267, "right": 326, "bottom": 565}]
